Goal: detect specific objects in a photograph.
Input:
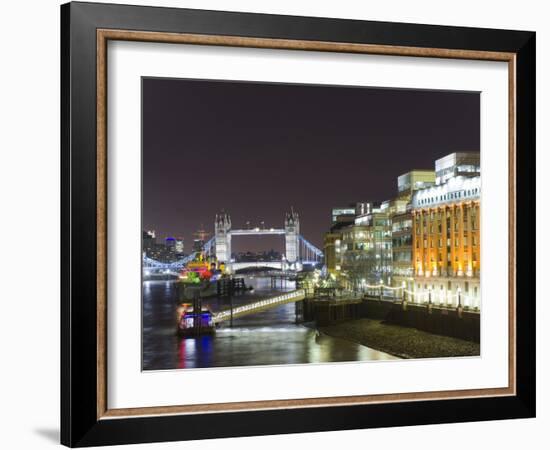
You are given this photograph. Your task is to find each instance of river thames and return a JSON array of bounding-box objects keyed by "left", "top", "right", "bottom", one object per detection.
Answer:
[{"left": 142, "top": 276, "right": 398, "bottom": 370}]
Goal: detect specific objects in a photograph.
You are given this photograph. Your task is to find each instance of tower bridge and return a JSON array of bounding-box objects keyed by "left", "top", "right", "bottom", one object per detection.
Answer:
[
  {"left": 212, "top": 209, "right": 323, "bottom": 273},
  {"left": 143, "top": 209, "right": 324, "bottom": 275}
]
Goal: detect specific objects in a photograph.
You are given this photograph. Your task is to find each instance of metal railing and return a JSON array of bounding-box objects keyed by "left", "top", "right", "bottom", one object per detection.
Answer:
[
  {"left": 212, "top": 289, "right": 306, "bottom": 323},
  {"left": 361, "top": 283, "right": 479, "bottom": 311}
]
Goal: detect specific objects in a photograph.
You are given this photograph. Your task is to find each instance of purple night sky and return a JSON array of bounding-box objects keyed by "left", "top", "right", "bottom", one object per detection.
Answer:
[{"left": 142, "top": 78, "right": 479, "bottom": 253}]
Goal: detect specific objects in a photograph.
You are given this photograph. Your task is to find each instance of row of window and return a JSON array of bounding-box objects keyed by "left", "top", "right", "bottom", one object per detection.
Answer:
[
  {"left": 344, "top": 231, "right": 392, "bottom": 241},
  {"left": 416, "top": 207, "right": 478, "bottom": 221},
  {"left": 346, "top": 242, "right": 392, "bottom": 251},
  {"left": 415, "top": 235, "right": 478, "bottom": 248},
  {"left": 417, "top": 252, "right": 478, "bottom": 264},
  {"left": 416, "top": 216, "right": 478, "bottom": 234},
  {"left": 416, "top": 187, "right": 480, "bottom": 206}
]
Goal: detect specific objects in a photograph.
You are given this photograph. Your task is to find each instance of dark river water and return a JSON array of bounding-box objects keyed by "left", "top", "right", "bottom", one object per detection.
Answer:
[{"left": 142, "top": 276, "right": 397, "bottom": 370}]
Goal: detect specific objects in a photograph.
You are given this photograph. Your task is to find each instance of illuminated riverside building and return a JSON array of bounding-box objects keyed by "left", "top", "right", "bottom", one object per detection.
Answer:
[
  {"left": 325, "top": 202, "right": 370, "bottom": 275},
  {"left": 324, "top": 181, "right": 433, "bottom": 288},
  {"left": 391, "top": 170, "right": 436, "bottom": 292},
  {"left": 323, "top": 154, "right": 479, "bottom": 306},
  {"left": 412, "top": 152, "right": 480, "bottom": 309},
  {"left": 339, "top": 202, "right": 392, "bottom": 288}
]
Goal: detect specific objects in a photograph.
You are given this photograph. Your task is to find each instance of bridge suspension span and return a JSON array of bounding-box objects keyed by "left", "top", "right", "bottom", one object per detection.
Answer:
[
  {"left": 143, "top": 253, "right": 197, "bottom": 272},
  {"left": 143, "top": 210, "right": 324, "bottom": 273}
]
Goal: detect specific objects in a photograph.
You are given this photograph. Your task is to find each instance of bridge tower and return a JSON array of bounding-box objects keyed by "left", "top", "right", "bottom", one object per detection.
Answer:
[
  {"left": 284, "top": 208, "right": 300, "bottom": 264},
  {"left": 215, "top": 211, "right": 232, "bottom": 264}
]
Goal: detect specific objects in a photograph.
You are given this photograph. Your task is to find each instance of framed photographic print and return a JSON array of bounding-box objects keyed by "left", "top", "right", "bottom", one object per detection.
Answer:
[{"left": 61, "top": 1, "right": 536, "bottom": 447}]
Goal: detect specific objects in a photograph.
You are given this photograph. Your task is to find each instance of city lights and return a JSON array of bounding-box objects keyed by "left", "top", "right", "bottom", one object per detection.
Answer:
[
  {"left": 140, "top": 78, "right": 481, "bottom": 372},
  {"left": 324, "top": 152, "right": 480, "bottom": 311}
]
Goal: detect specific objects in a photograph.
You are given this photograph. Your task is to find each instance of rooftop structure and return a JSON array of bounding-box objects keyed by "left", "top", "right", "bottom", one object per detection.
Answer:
[
  {"left": 397, "top": 170, "right": 436, "bottom": 197},
  {"left": 435, "top": 152, "right": 480, "bottom": 185}
]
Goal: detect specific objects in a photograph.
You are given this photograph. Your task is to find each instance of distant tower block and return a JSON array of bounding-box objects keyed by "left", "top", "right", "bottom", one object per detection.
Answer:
[
  {"left": 215, "top": 212, "right": 232, "bottom": 263},
  {"left": 284, "top": 208, "right": 300, "bottom": 263}
]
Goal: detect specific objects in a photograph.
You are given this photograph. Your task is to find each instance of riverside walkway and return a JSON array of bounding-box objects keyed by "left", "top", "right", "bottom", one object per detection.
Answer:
[{"left": 212, "top": 289, "right": 306, "bottom": 324}]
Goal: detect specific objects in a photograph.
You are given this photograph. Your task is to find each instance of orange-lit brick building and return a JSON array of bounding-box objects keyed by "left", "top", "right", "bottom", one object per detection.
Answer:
[{"left": 411, "top": 153, "right": 481, "bottom": 310}]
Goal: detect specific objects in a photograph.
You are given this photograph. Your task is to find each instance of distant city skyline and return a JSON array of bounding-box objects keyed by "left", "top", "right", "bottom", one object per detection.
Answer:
[{"left": 143, "top": 78, "right": 480, "bottom": 252}]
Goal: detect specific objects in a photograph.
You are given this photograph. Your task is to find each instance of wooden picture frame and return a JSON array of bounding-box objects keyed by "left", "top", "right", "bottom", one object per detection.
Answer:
[{"left": 61, "top": 1, "right": 535, "bottom": 447}]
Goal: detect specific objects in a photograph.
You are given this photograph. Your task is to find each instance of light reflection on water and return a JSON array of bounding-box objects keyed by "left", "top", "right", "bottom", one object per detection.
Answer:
[{"left": 142, "top": 276, "right": 397, "bottom": 370}]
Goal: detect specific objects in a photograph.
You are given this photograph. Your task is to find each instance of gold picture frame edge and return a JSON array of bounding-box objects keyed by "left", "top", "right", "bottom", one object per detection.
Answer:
[{"left": 96, "top": 28, "right": 517, "bottom": 420}]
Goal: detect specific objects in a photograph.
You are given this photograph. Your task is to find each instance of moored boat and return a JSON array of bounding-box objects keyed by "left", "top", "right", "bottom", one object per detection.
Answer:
[
  {"left": 177, "top": 252, "right": 224, "bottom": 300},
  {"left": 175, "top": 303, "right": 216, "bottom": 336}
]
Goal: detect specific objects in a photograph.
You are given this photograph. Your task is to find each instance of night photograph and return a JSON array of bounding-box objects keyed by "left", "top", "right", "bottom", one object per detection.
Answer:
[{"left": 141, "top": 77, "right": 481, "bottom": 370}]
